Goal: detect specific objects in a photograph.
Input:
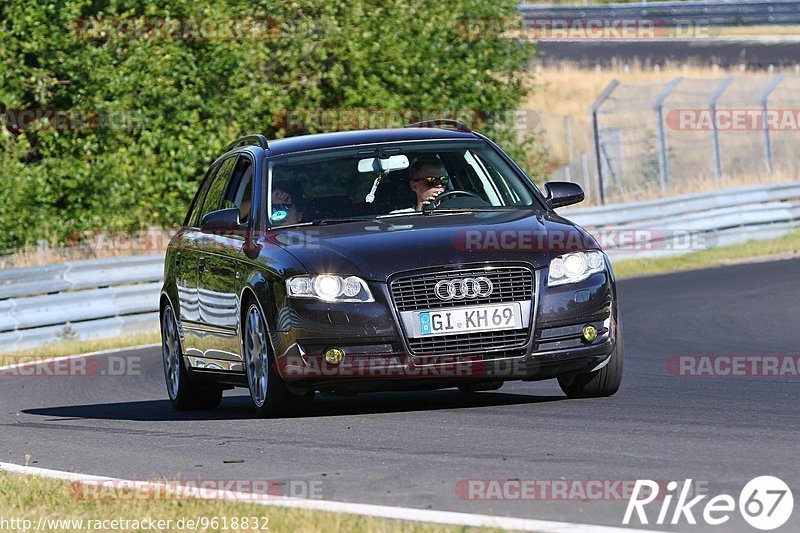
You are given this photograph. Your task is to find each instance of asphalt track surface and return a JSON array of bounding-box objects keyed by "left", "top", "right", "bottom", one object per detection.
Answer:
[
  {"left": 2, "top": 259, "right": 799, "bottom": 532},
  {"left": 538, "top": 40, "right": 800, "bottom": 67}
]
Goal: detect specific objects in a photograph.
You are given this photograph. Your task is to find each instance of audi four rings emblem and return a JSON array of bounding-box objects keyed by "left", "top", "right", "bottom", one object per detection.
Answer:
[{"left": 434, "top": 277, "right": 494, "bottom": 300}]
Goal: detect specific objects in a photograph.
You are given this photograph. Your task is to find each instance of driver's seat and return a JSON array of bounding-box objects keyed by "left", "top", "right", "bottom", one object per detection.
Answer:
[{"left": 372, "top": 169, "right": 415, "bottom": 212}]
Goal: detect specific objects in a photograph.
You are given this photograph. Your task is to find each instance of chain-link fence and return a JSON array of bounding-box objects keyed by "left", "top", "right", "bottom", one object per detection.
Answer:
[{"left": 550, "top": 75, "right": 800, "bottom": 205}]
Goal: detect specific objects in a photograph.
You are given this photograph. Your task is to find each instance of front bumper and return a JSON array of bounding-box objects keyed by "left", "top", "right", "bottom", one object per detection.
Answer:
[{"left": 272, "top": 265, "right": 617, "bottom": 392}]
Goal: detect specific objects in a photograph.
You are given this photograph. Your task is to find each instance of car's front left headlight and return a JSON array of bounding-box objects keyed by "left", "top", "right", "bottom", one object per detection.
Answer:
[
  {"left": 286, "top": 274, "right": 374, "bottom": 302},
  {"left": 547, "top": 251, "right": 606, "bottom": 286}
]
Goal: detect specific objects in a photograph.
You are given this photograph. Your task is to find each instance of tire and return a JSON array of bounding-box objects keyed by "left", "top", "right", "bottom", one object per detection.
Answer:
[
  {"left": 161, "top": 303, "right": 223, "bottom": 411},
  {"left": 242, "top": 301, "right": 314, "bottom": 418},
  {"left": 458, "top": 381, "right": 504, "bottom": 393},
  {"left": 558, "top": 320, "right": 624, "bottom": 399}
]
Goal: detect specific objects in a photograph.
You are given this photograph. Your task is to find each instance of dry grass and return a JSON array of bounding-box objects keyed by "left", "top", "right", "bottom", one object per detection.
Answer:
[
  {"left": 715, "top": 25, "right": 800, "bottom": 37},
  {"left": 525, "top": 61, "right": 799, "bottom": 132},
  {"left": 523, "top": 62, "right": 800, "bottom": 200},
  {"left": 0, "top": 331, "right": 160, "bottom": 366}
]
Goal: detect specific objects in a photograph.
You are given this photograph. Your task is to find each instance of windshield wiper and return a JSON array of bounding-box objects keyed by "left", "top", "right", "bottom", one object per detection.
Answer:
[
  {"left": 268, "top": 217, "right": 374, "bottom": 230},
  {"left": 311, "top": 217, "right": 375, "bottom": 225},
  {"left": 422, "top": 207, "right": 523, "bottom": 215}
]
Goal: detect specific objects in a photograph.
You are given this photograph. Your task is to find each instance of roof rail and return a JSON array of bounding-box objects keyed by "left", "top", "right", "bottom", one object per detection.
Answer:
[
  {"left": 225, "top": 134, "right": 269, "bottom": 152},
  {"left": 404, "top": 118, "right": 472, "bottom": 133}
]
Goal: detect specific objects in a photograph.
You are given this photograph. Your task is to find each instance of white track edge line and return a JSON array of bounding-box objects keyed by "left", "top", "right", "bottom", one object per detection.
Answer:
[
  {"left": 0, "top": 344, "right": 160, "bottom": 373},
  {"left": 0, "top": 462, "right": 665, "bottom": 533}
]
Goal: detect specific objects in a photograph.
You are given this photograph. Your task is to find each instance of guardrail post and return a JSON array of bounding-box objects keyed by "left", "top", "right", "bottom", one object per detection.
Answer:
[
  {"left": 654, "top": 77, "right": 682, "bottom": 193},
  {"left": 709, "top": 76, "right": 735, "bottom": 184},
  {"left": 760, "top": 73, "right": 787, "bottom": 175},
  {"left": 590, "top": 79, "right": 620, "bottom": 205}
]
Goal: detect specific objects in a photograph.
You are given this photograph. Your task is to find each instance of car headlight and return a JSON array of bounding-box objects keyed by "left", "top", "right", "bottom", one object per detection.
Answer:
[
  {"left": 547, "top": 251, "right": 606, "bottom": 286},
  {"left": 286, "top": 275, "right": 374, "bottom": 302}
]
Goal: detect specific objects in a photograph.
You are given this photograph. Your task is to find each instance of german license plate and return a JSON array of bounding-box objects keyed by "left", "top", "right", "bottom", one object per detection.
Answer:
[{"left": 415, "top": 303, "right": 523, "bottom": 337}]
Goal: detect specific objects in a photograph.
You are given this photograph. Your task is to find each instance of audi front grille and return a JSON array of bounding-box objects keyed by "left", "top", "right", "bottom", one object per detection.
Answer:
[{"left": 390, "top": 265, "right": 534, "bottom": 356}]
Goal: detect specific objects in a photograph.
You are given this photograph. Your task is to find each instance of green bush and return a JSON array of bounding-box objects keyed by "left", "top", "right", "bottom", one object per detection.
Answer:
[{"left": 0, "top": 0, "right": 536, "bottom": 250}]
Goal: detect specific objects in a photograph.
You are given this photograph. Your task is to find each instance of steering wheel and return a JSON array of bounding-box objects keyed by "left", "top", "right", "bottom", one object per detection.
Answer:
[{"left": 428, "top": 190, "right": 483, "bottom": 209}]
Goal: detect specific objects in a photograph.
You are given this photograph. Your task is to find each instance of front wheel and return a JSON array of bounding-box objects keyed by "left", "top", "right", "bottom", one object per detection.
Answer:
[
  {"left": 243, "top": 302, "right": 314, "bottom": 417},
  {"left": 161, "top": 303, "right": 223, "bottom": 410},
  {"left": 558, "top": 320, "right": 624, "bottom": 399}
]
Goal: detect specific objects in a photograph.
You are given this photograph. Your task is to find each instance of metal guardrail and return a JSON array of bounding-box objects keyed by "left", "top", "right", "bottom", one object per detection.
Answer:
[
  {"left": 561, "top": 182, "right": 800, "bottom": 260},
  {"left": 0, "top": 254, "right": 164, "bottom": 351},
  {"left": 2, "top": 182, "right": 799, "bottom": 350},
  {"left": 518, "top": 1, "right": 800, "bottom": 26}
]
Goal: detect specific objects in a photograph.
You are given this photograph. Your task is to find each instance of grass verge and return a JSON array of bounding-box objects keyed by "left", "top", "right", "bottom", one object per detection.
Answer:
[
  {"left": 613, "top": 231, "right": 800, "bottom": 279},
  {"left": 0, "top": 331, "right": 160, "bottom": 366},
  {"left": 0, "top": 471, "right": 479, "bottom": 533}
]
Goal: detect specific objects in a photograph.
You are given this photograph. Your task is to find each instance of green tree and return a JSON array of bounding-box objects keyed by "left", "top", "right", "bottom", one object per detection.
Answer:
[{"left": 0, "top": 0, "right": 536, "bottom": 249}]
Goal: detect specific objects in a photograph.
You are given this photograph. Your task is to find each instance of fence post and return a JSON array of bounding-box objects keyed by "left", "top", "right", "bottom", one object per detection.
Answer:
[
  {"left": 654, "top": 77, "right": 683, "bottom": 193},
  {"left": 612, "top": 127, "right": 626, "bottom": 184},
  {"left": 581, "top": 152, "right": 590, "bottom": 199},
  {"left": 565, "top": 116, "right": 574, "bottom": 161},
  {"left": 709, "top": 76, "right": 735, "bottom": 184},
  {"left": 600, "top": 142, "right": 619, "bottom": 187},
  {"left": 760, "top": 73, "right": 787, "bottom": 175},
  {"left": 590, "top": 79, "right": 620, "bottom": 205}
]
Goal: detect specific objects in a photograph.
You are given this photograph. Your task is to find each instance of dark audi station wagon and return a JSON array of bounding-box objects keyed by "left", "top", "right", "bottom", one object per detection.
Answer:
[{"left": 160, "top": 120, "right": 623, "bottom": 416}]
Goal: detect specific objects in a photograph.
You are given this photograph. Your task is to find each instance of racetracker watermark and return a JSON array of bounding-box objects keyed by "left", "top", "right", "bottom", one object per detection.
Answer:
[
  {"left": 457, "top": 18, "right": 712, "bottom": 41},
  {"left": 623, "top": 477, "right": 793, "bottom": 529},
  {"left": 2, "top": 109, "right": 143, "bottom": 132},
  {"left": 0, "top": 355, "right": 141, "bottom": 378},
  {"left": 274, "top": 353, "right": 606, "bottom": 380},
  {"left": 456, "top": 479, "right": 709, "bottom": 501},
  {"left": 666, "top": 355, "right": 800, "bottom": 377},
  {"left": 41, "top": 228, "right": 319, "bottom": 255},
  {"left": 667, "top": 109, "right": 800, "bottom": 131},
  {"left": 71, "top": 18, "right": 280, "bottom": 40},
  {"left": 69, "top": 478, "right": 324, "bottom": 501},
  {"left": 274, "top": 108, "right": 537, "bottom": 133},
  {"left": 452, "top": 229, "right": 714, "bottom": 253},
  {"left": 77, "top": 229, "right": 176, "bottom": 253}
]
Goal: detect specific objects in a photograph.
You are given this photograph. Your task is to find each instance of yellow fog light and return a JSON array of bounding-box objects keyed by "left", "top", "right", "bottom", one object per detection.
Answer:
[
  {"left": 582, "top": 325, "right": 598, "bottom": 342},
  {"left": 325, "top": 348, "right": 345, "bottom": 365}
]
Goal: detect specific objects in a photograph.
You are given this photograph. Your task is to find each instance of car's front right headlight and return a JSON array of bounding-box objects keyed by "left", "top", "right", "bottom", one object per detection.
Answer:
[
  {"left": 286, "top": 274, "right": 374, "bottom": 302},
  {"left": 547, "top": 251, "right": 606, "bottom": 286}
]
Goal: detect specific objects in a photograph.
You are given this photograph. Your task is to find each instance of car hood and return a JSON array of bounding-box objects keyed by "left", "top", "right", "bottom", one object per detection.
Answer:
[{"left": 260, "top": 211, "right": 598, "bottom": 282}]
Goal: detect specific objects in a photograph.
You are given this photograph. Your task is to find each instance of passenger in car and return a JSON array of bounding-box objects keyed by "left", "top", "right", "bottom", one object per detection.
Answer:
[{"left": 271, "top": 184, "right": 303, "bottom": 224}]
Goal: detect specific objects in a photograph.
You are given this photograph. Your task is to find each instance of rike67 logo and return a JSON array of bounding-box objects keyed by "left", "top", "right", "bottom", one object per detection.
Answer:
[{"left": 624, "top": 477, "right": 794, "bottom": 530}]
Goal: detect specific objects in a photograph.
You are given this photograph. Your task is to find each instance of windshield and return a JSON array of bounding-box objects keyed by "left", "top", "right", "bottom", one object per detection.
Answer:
[{"left": 265, "top": 141, "right": 543, "bottom": 226}]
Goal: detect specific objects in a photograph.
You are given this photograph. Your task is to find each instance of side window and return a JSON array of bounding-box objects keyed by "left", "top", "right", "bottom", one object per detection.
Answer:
[
  {"left": 221, "top": 156, "right": 254, "bottom": 224},
  {"left": 198, "top": 156, "right": 236, "bottom": 224},
  {"left": 185, "top": 161, "right": 222, "bottom": 227}
]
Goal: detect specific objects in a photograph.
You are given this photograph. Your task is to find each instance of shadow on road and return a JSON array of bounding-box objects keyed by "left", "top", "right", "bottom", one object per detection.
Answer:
[{"left": 22, "top": 389, "right": 566, "bottom": 422}]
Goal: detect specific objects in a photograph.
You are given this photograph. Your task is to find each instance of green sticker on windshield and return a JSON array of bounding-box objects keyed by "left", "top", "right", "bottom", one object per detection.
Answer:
[{"left": 271, "top": 210, "right": 287, "bottom": 222}]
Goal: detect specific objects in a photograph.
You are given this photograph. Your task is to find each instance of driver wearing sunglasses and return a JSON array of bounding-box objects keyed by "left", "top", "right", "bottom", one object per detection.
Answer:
[{"left": 397, "top": 155, "right": 449, "bottom": 212}]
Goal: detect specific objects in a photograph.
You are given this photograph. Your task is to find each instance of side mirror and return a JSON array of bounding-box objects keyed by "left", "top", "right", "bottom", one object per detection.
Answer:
[
  {"left": 200, "top": 208, "right": 246, "bottom": 232},
  {"left": 544, "top": 181, "right": 585, "bottom": 209}
]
